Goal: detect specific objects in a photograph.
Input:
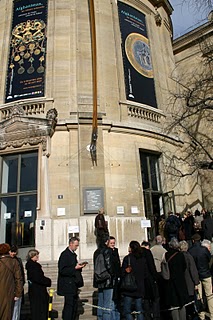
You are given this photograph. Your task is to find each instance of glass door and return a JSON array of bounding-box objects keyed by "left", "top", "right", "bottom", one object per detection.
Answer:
[{"left": 0, "top": 152, "right": 38, "bottom": 246}]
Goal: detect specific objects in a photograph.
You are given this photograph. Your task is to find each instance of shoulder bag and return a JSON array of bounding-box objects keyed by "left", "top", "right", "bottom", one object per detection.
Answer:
[
  {"left": 161, "top": 251, "right": 178, "bottom": 280},
  {"left": 121, "top": 255, "right": 137, "bottom": 292}
]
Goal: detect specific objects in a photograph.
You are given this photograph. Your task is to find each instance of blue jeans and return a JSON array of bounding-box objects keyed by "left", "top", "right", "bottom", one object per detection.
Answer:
[
  {"left": 123, "top": 296, "right": 144, "bottom": 320},
  {"left": 97, "top": 288, "right": 120, "bottom": 320},
  {"left": 12, "top": 297, "right": 22, "bottom": 320}
]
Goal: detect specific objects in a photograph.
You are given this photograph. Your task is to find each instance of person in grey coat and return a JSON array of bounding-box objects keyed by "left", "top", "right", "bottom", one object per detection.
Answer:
[
  {"left": 179, "top": 240, "right": 200, "bottom": 318},
  {"left": 179, "top": 241, "right": 200, "bottom": 298}
]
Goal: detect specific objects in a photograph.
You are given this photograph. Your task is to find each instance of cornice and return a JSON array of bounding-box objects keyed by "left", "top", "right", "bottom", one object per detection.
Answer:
[
  {"left": 173, "top": 21, "right": 213, "bottom": 55},
  {"left": 149, "top": 0, "right": 173, "bottom": 16}
]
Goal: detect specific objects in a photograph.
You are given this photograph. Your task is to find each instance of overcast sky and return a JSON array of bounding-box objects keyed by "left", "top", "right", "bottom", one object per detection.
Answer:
[{"left": 170, "top": 0, "right": 209, "bottom": 38}]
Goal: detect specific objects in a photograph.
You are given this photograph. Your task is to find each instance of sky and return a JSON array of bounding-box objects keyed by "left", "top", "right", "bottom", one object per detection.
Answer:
[{"left": 170, "top": 0, "right": 209, "bottom": 38}]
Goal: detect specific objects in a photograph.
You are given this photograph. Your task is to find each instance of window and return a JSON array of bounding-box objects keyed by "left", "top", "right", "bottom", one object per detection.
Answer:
[{"left": 0, "top": 152, "right": 38, "bottom": 246}]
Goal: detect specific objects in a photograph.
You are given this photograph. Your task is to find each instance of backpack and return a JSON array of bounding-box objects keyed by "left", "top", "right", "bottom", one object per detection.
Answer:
[{"left": 94, "top": 252, "right": 111, "bottom": 283}]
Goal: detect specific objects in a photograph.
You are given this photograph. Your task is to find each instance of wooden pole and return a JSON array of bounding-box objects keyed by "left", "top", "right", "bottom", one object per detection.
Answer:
[{"left": 88, "top": 0, "right": 98, "bottom": 165}]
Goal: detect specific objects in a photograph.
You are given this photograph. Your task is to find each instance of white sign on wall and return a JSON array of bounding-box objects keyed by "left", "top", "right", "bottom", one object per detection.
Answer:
[
  {"left": 117, "top": 206, "right": 124, "bottom": 215},
  {"left": 4, "top": 212, "right": 11, "bottom": 219},
  {"left": 68, "top": 226, "right": 79, "bottom": 233},
  {"left": 141, "top": 219, "right": 151, "bottom": 228},
  {"left": 57, "top": 208, "right": 65, "bottom": 216}
]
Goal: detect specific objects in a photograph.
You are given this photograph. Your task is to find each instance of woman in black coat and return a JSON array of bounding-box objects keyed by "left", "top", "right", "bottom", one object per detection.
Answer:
[
  {"left": 26, "top": 249, "right": 51, "bottom": 320},
  {"left": 165, "top": 238, "right": 189, "bottom": 320},
  {"left": 121, "top": 241, "right": 146, "bottom": 320}
]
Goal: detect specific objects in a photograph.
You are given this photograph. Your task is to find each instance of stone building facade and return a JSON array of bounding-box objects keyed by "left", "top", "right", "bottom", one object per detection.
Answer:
[{"left": 0, "top": 0, "right": 210, "bottom": 260}]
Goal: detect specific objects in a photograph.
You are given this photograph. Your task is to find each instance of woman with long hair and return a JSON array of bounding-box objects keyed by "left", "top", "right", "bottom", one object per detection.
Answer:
[{"left": 121, "top": 240, "right": 146, "bottom": 320}]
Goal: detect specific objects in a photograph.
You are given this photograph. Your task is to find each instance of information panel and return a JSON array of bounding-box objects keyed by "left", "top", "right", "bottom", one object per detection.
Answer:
[
  {"left": 118, "top": 1, "right": 157, "bottom": 108},
  {"left": 5, "top": 0, "right": 48, "bottom": 103},
  {"left": 83, "top": 188, "right": 104, "bottom": 213}
]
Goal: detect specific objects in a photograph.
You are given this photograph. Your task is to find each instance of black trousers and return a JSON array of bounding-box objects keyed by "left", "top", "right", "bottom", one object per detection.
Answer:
[{"left": 62, "top": 294, "right": 78, "bottom": 320}]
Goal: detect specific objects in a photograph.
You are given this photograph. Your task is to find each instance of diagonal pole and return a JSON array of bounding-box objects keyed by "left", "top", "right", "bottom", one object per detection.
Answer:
[{"left": 88, "top": 0, "right": 98, "bottom": 166}]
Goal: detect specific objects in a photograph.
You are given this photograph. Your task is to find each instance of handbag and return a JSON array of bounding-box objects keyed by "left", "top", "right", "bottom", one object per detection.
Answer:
[
  {"left": 194, "top": 289, "right": 206, "bottom": 313},
  {"left": 161, "top": 252, "right": 178, "bottom": 280},
  {"left": 121, "top": 255, "right": 137, "bottom": 292}
]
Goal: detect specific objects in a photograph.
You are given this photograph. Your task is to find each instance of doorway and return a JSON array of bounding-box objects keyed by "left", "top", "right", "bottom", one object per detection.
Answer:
[
  {"left": 140, "top": 151, "right": 163, "bottom": 240},
  {"left": 0, "top": 152, "right": 38, "bottom": 247}
]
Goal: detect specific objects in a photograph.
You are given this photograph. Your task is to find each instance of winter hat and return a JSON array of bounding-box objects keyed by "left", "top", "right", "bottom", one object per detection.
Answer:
[{"left": 191, "top": 233, "right": 201, "bottom": 241}]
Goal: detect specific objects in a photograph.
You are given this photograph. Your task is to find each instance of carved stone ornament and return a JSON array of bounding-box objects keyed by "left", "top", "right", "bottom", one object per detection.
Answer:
[
  {"left": 154, "top": 7, "right": 162, "bottom": 27},
  {"left": 0, "top": 106, "right": 57, "bottom": 151}
]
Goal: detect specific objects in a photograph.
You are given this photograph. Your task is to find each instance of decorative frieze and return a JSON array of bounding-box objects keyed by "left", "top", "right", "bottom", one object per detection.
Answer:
[{"left": 0, "top": 105, "right": 57, "bottom": 152}]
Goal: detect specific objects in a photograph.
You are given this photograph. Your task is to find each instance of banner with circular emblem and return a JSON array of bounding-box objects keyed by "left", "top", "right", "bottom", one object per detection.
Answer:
[{"left": 118, "top": 1, "right": 157, "bottom": 108}]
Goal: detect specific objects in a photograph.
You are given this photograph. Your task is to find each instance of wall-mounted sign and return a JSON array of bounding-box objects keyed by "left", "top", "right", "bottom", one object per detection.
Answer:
[
  {"left": 117, "top": 206, "right": 125, "bottom": 215},
  {"left": 131, "top": 206, "right": 139, "bottom": 214},
  {"left": 5, "top": 0, "right": 48, "bottom": 103},
  {"left": 57, "top": 207, "right": 65, "bottom": 216},
  {"left": 68, "top": 226, "right": 79, "bottom": 234},
  {"left": 4, "top": 212, "right": 11, "bottom": 220},
  {"left": 24, "top": 210, "right": 32, "bottom": 217},
  {"left": 83, "top": 187, "right": 104, "bottom": 213},
  {"left": 141, "top": 219, "right": 151, "bottom": 228}
]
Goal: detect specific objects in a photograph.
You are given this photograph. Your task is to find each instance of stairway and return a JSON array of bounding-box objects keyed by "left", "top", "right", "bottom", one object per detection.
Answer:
[{"left": 20, "top": 259, "right": 97, "bottom": 320}]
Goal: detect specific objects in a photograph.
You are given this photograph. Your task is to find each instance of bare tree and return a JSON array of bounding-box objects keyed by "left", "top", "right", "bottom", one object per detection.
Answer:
[
  {"left": 161, "top": 19, "right": 213, "bottom": 206},
  {"left": 182, "top": 0, "right": 213, "bottom": 16}
]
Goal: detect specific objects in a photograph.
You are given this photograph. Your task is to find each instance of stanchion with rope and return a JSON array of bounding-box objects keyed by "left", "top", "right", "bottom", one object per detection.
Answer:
[{"left": 48, "top": 288, "right": 58, "bottom": 320}]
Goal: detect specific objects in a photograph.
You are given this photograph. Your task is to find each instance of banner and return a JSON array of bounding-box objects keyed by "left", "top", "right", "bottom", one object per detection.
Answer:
[
  {"left": 5, "top": 0, "right": 48, "bottom": 103},
  {"left": 118, "top": 2, "right": 157, "bottom": 108}
]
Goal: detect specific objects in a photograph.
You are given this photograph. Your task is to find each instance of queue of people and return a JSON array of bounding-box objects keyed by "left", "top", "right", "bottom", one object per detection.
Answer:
[
  {"left": 0, "top": 207, "right": 212, "bottom": 320},
  {"left": 158, "top": 209, "right": 213, "bottom": 244},
  {"left": 93, "top": 234, "right": 213, "bottom": 320}
]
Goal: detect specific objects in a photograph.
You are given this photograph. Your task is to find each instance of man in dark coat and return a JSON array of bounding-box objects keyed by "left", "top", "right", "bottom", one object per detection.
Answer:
[
  {"left": 108, "top": 236, "right": 121, "bottom": 319},
  {"left": 57, "top": 237, "right": 87, "bottom": 320},
  {"left": 188, "top": 234, "right": 213, "bottom": 320},
  {"left": 165, "top": 238, "right": 189, "bottom": 320},
  {"left": 141, "top": 241, "right": 160, "bottom": 320},
  {"left": 165, "top": 212, "right": 181, "bottom": 242},
  {"left": 201, "top": 212, "right": 213, "bottom": 241}
]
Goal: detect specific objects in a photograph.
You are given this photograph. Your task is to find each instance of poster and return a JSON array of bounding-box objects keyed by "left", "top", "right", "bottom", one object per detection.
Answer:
[
  {"left": 5, "top": 0, "right": 48, "bottom": 102},
  {"left": 118, "top": 1, "right": 157, "bottom": 108}
]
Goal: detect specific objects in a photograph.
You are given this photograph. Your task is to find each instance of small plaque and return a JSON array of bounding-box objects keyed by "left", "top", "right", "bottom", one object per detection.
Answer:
[
  {"left": 117, "top": 206, "right": 124, "bottom": 215},
  {"left": 57, "top": 208, "right": 65, "bottom": 216},
  {"left": 131, "top": 206, "right": 139, "bottom": 214}
]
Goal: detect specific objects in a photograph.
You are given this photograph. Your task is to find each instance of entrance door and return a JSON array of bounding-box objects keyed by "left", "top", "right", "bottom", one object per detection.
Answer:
[
  {"left": 140, "top": 151, "right": 163, "bottom": 240},
  {"left": 0, "top": 152, "right": 38, "bottom": 247}
]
